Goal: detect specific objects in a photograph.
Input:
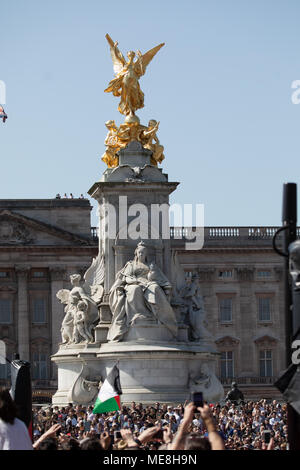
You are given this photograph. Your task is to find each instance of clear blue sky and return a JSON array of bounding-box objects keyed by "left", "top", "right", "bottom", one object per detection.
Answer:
[{"left": 1, "top": 0, "right": 300, "bottom": 227}]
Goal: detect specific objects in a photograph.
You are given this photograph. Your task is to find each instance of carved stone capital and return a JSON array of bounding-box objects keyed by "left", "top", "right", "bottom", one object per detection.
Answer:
[
  {"left": 50, "top": 266, "right": 66, "bottom": 281},
  {"left": 236, "top": 267, "right": 254, "bottom": 281},
  {"left": 15, "top": 265, "right": 31, "bottom": 278},
  {"left": 197, "top": 268, "right": 216, "bottom": 281}
]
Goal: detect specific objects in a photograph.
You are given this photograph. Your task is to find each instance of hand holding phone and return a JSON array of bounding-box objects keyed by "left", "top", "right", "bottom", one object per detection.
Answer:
[
  {"left": 192, "top": 392, "right": 203, "bottom": 408},
  {"left": 262, "top": 430, "right": 271, "bottom": 444}
]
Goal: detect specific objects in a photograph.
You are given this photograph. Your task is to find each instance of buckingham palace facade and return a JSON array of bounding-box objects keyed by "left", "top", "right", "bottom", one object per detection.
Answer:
[{"left": 0, "top": 198, "right": 287, "bottom": 402}]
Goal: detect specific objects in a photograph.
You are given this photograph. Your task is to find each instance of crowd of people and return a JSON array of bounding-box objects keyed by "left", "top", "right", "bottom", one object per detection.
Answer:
[
  {"left": 0, "top": 386, "right": 289, "bottom": 450},
  {"left": 28, "top": 398, "right": 288, "bottom": 451}
]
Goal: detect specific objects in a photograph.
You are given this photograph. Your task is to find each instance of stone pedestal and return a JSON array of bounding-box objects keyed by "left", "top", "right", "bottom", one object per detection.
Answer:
[
  {"left": 88, "top": 141, "right": 179, "bottom": 295},
  {"left": 51, "top": 339, "right": 222, "bottom": 405}
]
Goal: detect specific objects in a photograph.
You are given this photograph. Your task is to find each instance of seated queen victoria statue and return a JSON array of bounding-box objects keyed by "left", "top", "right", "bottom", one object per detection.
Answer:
[{"left": 107, "top": 241, "right": 178, "bottom": 342}]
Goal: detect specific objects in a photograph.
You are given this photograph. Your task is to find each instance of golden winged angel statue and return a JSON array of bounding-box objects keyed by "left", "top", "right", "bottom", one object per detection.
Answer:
[{"left": 104, "top": 34, "right": 164, "bottom": 122}]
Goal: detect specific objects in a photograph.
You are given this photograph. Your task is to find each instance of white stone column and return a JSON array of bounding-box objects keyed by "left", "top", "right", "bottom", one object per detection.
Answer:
[
  {"left": 15, "top": 265, "right": 30, "bottom": 361},
  {"left": 50, "top": 266, "right": 66, "bottom": 380}
]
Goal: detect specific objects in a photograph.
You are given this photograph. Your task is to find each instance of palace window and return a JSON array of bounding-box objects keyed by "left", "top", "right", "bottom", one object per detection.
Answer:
[
  {"left": 219, "top": 298, "right": 233, "bottom": 323},
  {"left": 32, "top": 298, "right": 47, "bottom": 324},
  {"left": 32, "top": 352, "right": 48, "bottom": 380},
  {"left": 185, "top": 271, "right": 194, "bottom": 279},
  {"left": 259, "top": 349, "right": 273, "bottom": 377},
  {"left": 221, "top": 351, "right": 234, "bottom": 378},
  {"left": 32, "top": 270, "right": 47, "bottom": 278},
  {"left": 0, "top": 271, "right": 9, "bottom": 278},
  {"left": 218, "top": 270, "right": 233, "bottom": 279},
  {"left": 0, "top": 299, "right": 12, "bottom": 324},
  {"left": 257, "top": 270, "right": 271, "bottom": 279},
  {"left": 258, "top": 297, "right": 272, "bottom": 322}
]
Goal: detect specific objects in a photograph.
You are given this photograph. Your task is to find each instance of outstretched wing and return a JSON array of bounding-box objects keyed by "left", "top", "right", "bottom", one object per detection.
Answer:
[
  {"left": 106, "top": 33, "right": 126, "bottom": 76},
  {"left": 83, "top": 253, "right": 105, "bottom": 290},
  {"left": 134, "top": 42, "right": 165, "bottom": 77}
]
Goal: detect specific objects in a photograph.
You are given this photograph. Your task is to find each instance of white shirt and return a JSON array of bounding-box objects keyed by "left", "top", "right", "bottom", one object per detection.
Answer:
[
  {"left": 0, "top": 418, "right": 33, "bottom": 450},
  {"left": 87, "top": 412, "right": 94, "bottom": 422}
]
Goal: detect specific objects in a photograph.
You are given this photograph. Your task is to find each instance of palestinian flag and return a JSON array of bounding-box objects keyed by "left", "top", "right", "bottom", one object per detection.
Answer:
[{"left": 93, "top": 364, "right": 122, "bottom": 414}]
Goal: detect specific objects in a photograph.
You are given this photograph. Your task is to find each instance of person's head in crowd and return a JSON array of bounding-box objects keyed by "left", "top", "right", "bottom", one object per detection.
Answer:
[
  {"left": 61, "top": 437, "right": 80, "bottom": 451},
  {"left": 185, "top": 434, "right": 211, "bottom": 451},
  {"left": 38, "top": 437, "right": 58, "bottom": 450},
  {"left": 80, "top": 438, "right": 103, "bottom": 450}
]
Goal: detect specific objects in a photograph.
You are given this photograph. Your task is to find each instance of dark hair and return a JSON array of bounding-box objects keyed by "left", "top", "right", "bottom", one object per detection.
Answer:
[
  {"left": 0, "top": 388, "right": 17, "bottom": 424},
  {"left": 184, "top": 434, "right": 212, "bottom": 451},
  {"left": 61, "top": 437, "right": 80, "bottom": 451},
  {"left": 80, "top": 438, "right": 103, "bottom": 451},
  {"left": 38, "top": 437, "right": 58, "bottom": 450}
]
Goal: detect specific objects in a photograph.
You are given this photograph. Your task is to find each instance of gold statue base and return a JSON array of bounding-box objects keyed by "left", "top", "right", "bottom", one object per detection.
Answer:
[{"left": 101, "top": 117, "right": 164, "bottom": 169}]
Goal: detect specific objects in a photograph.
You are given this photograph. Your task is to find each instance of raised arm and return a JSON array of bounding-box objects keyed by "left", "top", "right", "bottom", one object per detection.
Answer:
[
  {"left": 198, "top": 405, "right": 225, "bottom": 450},
  {"left": 169, "top": 402, "right": 195, "bottom": 450}
]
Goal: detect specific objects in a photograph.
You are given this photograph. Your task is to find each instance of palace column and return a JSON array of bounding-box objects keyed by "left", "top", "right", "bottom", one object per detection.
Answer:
[
  {"left": 15, "top": 265, "right": 30, "bottom": 361},
  {"left": 50, "top": 266, "right": 66, "bottom": 381}
]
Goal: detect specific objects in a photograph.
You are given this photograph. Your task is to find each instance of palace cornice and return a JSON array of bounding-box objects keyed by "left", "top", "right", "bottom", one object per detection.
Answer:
[
  {"left": 174, "top": 247, "right": 276, "bottom": 254},
  {"left": 0, "top": 246, "right": 97, "bottom": 253}
]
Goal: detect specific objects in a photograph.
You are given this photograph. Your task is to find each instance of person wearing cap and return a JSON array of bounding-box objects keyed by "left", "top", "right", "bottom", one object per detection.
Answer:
[{"left": 165, "top": 406, "right": 174, "bottom": 420}]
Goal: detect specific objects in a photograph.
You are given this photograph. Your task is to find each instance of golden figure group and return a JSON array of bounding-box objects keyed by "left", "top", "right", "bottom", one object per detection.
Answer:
[
  {"left": 101, "top": 119, "right": 164, "bottom": 168},
  {"left": 102, "top": 34, "right": 165, "bottom": 168}
]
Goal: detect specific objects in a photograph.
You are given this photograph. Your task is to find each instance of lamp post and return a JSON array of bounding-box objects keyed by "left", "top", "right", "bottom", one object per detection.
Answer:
[{"left": 273, "top": 182, "right": 300, "bottom": 450}]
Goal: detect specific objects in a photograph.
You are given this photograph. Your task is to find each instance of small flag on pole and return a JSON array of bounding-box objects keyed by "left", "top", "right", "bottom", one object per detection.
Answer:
[{"left": 93, "top": 363, "right": 122, "bottom": 414}]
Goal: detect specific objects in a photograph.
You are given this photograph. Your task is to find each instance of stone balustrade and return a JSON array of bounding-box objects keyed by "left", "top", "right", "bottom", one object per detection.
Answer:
[{"left": 91, "top": 225, "right": 300, "bottom": 246}]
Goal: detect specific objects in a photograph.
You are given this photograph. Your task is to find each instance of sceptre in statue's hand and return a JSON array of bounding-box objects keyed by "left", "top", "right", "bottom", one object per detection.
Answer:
[{"left": 104, "top": 33, "right": 164, "bottom": 123}]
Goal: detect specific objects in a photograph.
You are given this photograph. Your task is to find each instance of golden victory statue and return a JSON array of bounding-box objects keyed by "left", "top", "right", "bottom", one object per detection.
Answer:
[
  {"left": 101, "top": 34, "right": 165, "bottom": 168},
  {"left": 104, "top": 33, "right": 164, "bottom": 122}
]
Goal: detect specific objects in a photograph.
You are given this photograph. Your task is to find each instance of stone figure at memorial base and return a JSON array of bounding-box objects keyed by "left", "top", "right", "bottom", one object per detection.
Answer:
[
  {"left": 108, "top": 241, "right": 178, "bottom": 342},
  {"left": 182, "top": 276, "right": 213, "bottom": 342},
  {"left": 73, "top": 301, "right": 94, "bottom": 344},
  {"left": 189, "top": 363, "right": 224, "bottom": 403},
  {"left": 170, "top": 251, "right": 212, "bottom": 341},
  {"left": 57, "top": 254, "right": 105, "bottom": 345},
  {"left": 67, "top": 363, "right": 101, "bottom": 405}
]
